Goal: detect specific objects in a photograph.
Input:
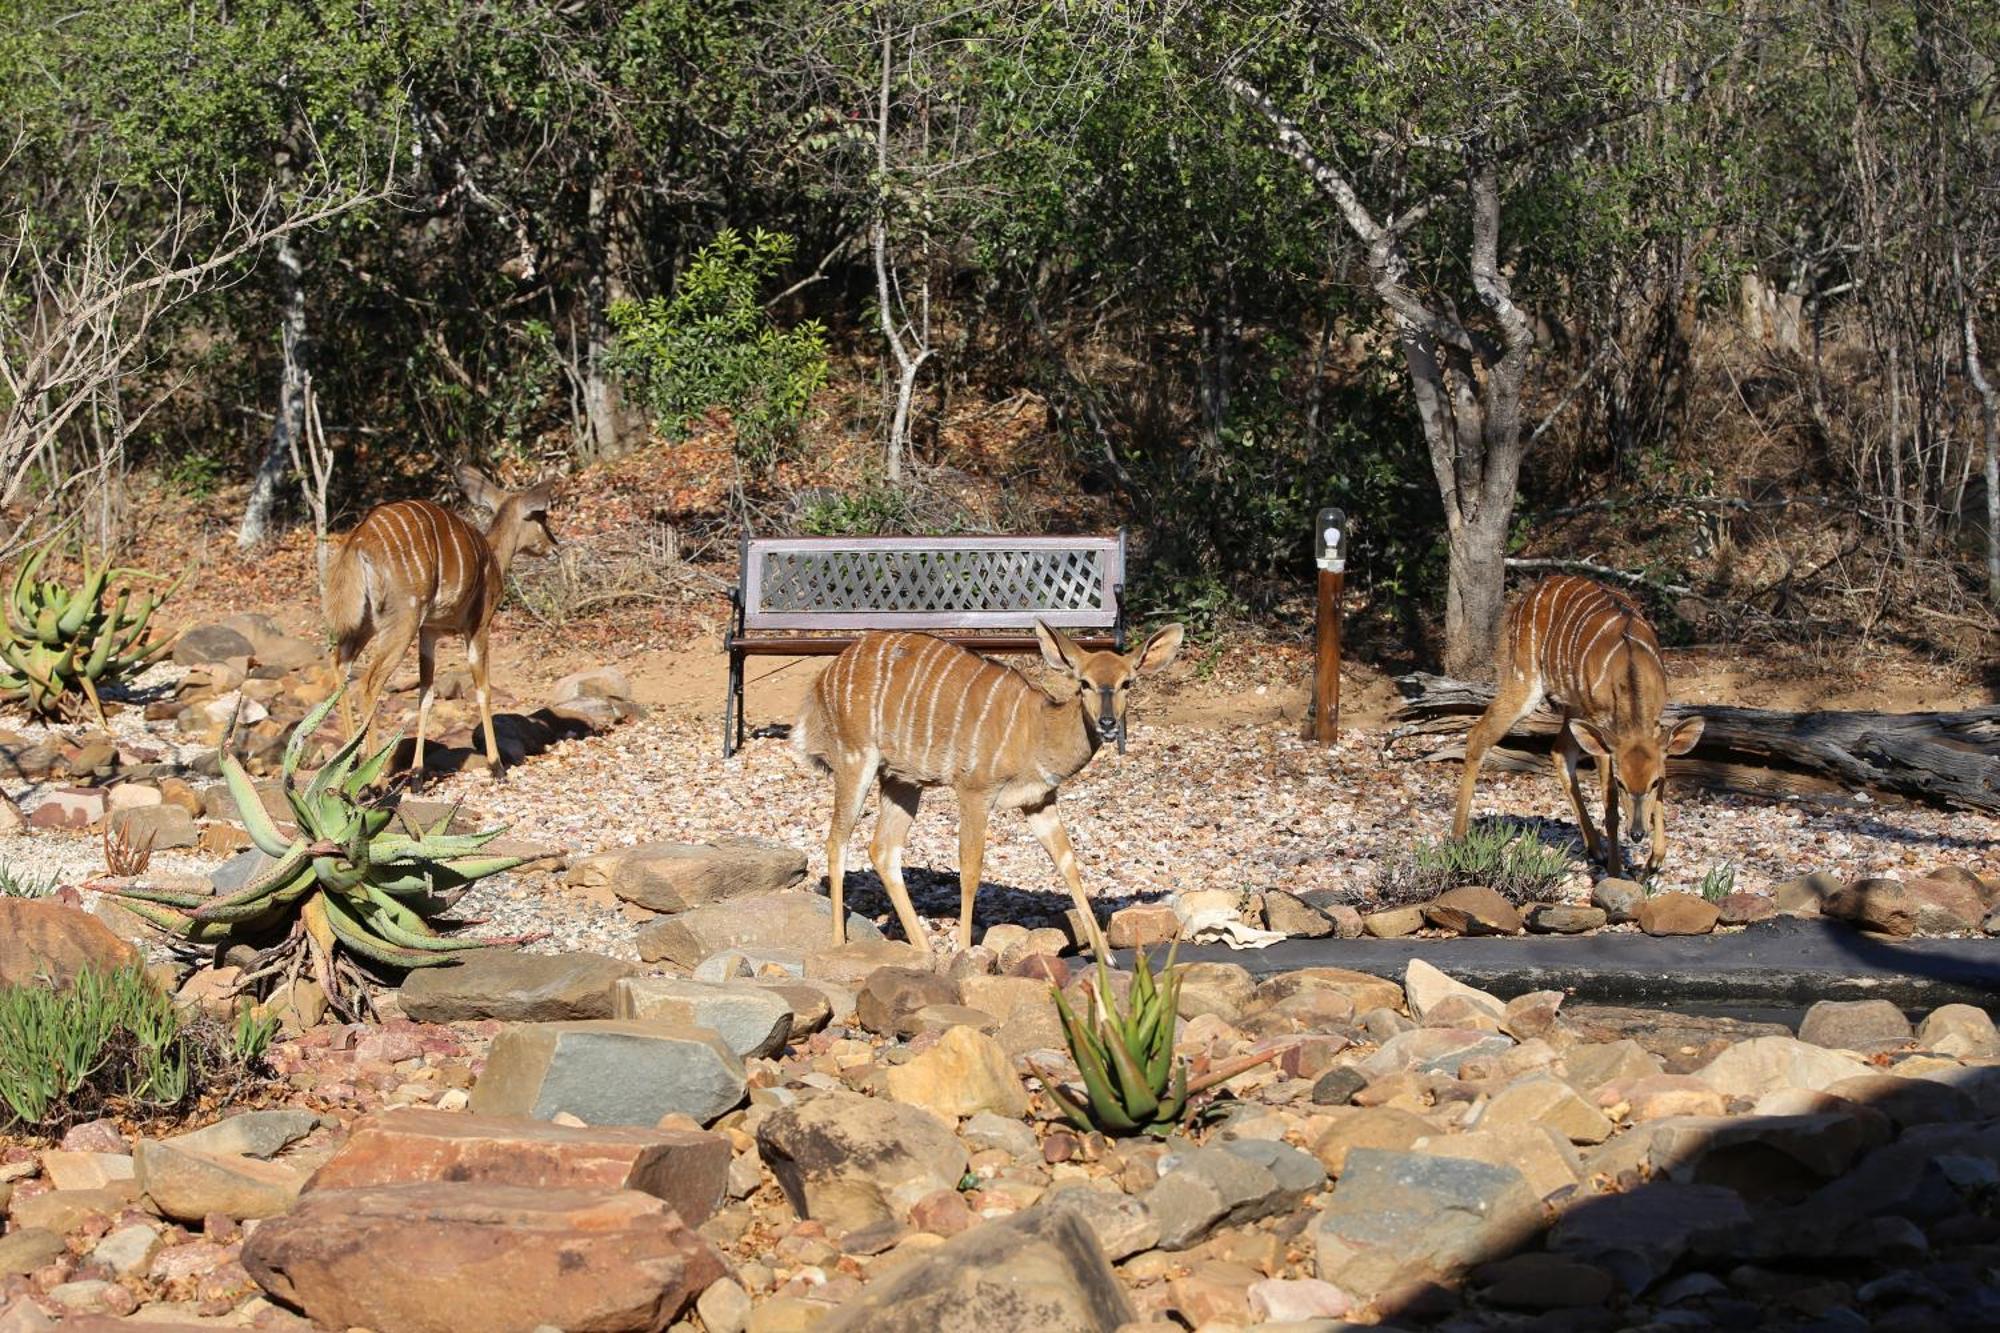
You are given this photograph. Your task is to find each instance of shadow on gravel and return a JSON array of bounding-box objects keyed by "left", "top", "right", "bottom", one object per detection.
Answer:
[
  {"left": 1335, "top": 1015, "right": 2000, "bottom": 1328},
  {"left": 829, "top": 863, "right": 1153, "bottom": 943}
]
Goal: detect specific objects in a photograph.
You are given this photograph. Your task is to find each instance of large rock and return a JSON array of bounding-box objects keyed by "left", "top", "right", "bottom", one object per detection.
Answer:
[
  {"left": 813, "top": 1207, "right": 1135, "bottom": 1333},
  {"left": 611, "top": 977, "right": 792, "bottom": 1059},
  {"left": 755, "top": 1089, "right": 967, "bottom": 1234},
  {"left": 1584, "top": 1113, "right": 1877, "bottom": 1200},
  {"left": 884, "top": 1025, "right": 1028, "bottom": 1120},
  {"left": 1403, "top": 959, "right": 1502, "bottom": 1025},
  {"left": 1480, "top": 1074, "right": 1615, "bottom": 1144},
  {"left": 469, "top": 1021, "right": 746, "bottom": 1126},
  {"left": 0, "top": 899, "right": 137, "bottom": 987},
  {"left": 0, "top": 1229, "right": 67, "bottom": 1278},
  {"left": 1143, "top": 1142, "right": 1323, "bottom": 1250},
  {"left": 1824, "top": 876, "right": 1987, "bottom": 936},
  {"left": 1797, "top": 999, "right": 1913, "bottom": 1053},
  {"left": 1558, "top": 1005, "right": 1790, "bottom": 1072},
  {"left": 1313, "top": 1148, "right": 1539, "bottom": 1300},
  {"left": 1547, "top": 1182, "right": 1750, "bottom": 1292},
  {"left": 1917, "top": 1004, "right": 2000, "bottom": 1058},
  {"left": 857, "top": 967, "right": 962, "bottom": 1036},
  {"left": 133, "top": 1140, "right": 306, "bottom": 1222},
  {"left": 1255, "top": 967, "right": 1403, "bottom": 1016},
  {"left": 636, "top": 891, "right": 882, "bottom": 967},
  {"left": 168, "top": 1108, "right": 318, "bottom": 1158},
  {"left": 173, "top": 624, "right": 254, "bottom": 665},
  {"left": 399, "top": 951, "right": 638, "bottom": 1023},
  {"left": 306, "top": 1108, "right": 730, "bottom": 1227},
  {"left": 1692, "top": 1036, "right": 1872, "bottom": 1099},
  {"left": 1415, "top": 1126, "right": 1583, "bottom": 1201},
  {"left": 1634, "top": 892, "right": 1719, "bottom": 937},
  {"left": 1422, "top": 886, "right": 1523, "bottom": 936},
  {"left": 570, "top": 839, "right": 807, "bottom": 914},
  {"left": 107, "top": 803, "right": 198, "bottom": 851},
  {"left": 242, "top": 1182, "right": 724, "bottom": 1333}
]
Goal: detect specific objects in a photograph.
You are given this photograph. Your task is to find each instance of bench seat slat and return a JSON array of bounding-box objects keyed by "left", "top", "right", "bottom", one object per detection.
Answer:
[{"left": 732, "top": 633, "right": 1119, "bottom": 656}]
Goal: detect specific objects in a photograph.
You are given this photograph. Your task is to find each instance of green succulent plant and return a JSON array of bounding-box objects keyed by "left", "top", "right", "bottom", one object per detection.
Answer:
[
  {"left": 0, "top": 539, "right": 183, "bottom": 724},
  {"left": 107, "top": 691, "right": 540, "bottom": 1016},
  {"left": 1036, "top": 943, "right": 1280, "bottom": 1137}
]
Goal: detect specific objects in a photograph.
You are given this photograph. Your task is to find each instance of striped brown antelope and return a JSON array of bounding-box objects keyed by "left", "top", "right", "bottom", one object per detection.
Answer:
[
  {"left": 793, "top": 620, "right": 1185, "bottom": 955},
  {"left": 1452, "top": 575, "right": 1704, "bottom": 876},
  {"left": 323, "top": 466, "right": 556, "bottom": 774}
]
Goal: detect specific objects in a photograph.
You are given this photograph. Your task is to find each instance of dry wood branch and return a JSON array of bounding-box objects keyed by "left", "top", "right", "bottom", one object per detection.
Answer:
[
  {"left": 1502, "top": 557, "right": 1695, "bottom": 597},
  {"left": 1387, "top": 671, "right": 2000, "bottom": 813}
]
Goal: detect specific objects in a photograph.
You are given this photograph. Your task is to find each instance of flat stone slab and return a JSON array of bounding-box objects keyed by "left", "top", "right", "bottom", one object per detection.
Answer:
[
  {"left": 1126, "top": 916, "right": 2000, "bottom": 1011},
  {"left": 469, "top": 1020, "right": 747, "bottom": 1127},
  {"left": 306, "top": 1108, "right": 730, "bottom": 1226},
  {"left": 399, "top": 951, "right": 639, "bottom": 1023}
]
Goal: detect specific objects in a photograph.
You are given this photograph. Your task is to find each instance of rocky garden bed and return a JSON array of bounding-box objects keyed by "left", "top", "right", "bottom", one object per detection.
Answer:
[{"left": 0, "top": 617, "right": 1996, "bottom": 1331}]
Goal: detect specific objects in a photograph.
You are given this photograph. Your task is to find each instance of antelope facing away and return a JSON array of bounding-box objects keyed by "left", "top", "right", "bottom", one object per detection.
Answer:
[
  {"left": 793, "top": 620, "right": 1185, "bottom": 956},
  {"left": 323, "top": 465, "right": 556, "bottom": 775},
  {"left": 1453, "top": 575, "right": 1703, "bottom": 876}
]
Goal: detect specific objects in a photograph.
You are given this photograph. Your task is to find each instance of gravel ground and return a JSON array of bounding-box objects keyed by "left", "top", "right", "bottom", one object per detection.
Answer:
[{"left": 423, "top": 709, "right": 2000, "bottom": 961}]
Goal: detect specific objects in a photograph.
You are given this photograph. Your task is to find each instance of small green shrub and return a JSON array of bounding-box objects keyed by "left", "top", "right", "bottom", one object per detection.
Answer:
[
  {"left": 0, "top": 964, "right": 263, "bottom": 1135},
  {"left": 0, "top": 539, "right": 184, "bottom": 722},
  {"left": 1697, "top": 862, "right": 1736, "bottom": 903},
  {"left": 796, "top": 486, "right": 916, "bottom": 536},
  {"left": 1375, "top": 823, "right": 1574, "bottom": 907},
  {"left": 608, "top": 227, "right": 828, "bottom": 466},
  {"left": 163, "top": 448, "right": 228, "bottom": 499}
]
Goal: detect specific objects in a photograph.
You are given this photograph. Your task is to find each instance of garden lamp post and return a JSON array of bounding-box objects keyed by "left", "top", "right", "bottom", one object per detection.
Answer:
[{"left": 1314, "top": 507, "right": 1346, "bottom": 744}]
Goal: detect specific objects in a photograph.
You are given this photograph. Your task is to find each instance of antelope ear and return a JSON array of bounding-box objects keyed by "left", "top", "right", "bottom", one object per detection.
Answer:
[
  {"left": 1663, "top": 715, "right": 1705, "bottom": 755},
  {"left": 455, "top": 464, "right": 505, "bottom": 512},
  {"left": 1567, "top": 718, "right": 1612, "bottom": 759},
  {"left": 1034, "top": 619, "right": 1085, "bottom": 674},
  {"left": 1132, "top": 623, "right": 1185, "bottom": 675},
  {"left": 516, "top": 480, "right": 556, "bottom": 518}
]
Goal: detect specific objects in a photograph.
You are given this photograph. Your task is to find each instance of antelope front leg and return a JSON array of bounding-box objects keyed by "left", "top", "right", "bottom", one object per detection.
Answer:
[
  {"left": 1645, "top": 796, "right": 1668, "bottom": 874},
  {"left": 823, "top": 756, "right": 876, "bottom": 947},
  {"left": 1454, "top": 674, "right": 1541, "bottom": 841},
  {"left": 1599, "top": 760, "right": 1625, "bottom": 878},
  {"left": 1023, "top": 798, "right": 1109, "bottom": 959},
  {"left": 1552, "top": 726, "right": 1601, "bottom": 863}
]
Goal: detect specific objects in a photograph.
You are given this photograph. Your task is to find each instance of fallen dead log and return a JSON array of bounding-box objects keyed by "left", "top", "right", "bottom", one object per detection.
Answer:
[{"left": 1387, "top": 671, "right": 2000, "bottom": 813}]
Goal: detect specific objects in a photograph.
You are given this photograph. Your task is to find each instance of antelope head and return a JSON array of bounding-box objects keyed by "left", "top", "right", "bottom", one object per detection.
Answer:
[
  {"left": 1569, "top": 714, "right": 1705, "bottom": 867},
  {"left": 1035, "top": 619, "right": 1185, "bottom": 748}
]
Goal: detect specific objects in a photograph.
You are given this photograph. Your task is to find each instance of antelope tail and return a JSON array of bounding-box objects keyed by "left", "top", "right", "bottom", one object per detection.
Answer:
[
  {"left": 790, "top": 685, "right": 832, "bottom": 773},
  {"left": 323, "top": 534, "right": 374, "bottom": 664}
]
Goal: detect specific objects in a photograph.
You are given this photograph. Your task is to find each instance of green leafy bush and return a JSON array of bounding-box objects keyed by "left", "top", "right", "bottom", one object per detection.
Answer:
[
  {"left": 796, "top": 485, "right": 916, "bottom": 536},
  {"left": 1375, "top": 822, "right": 1574, "bottom": 907},
  {"left": 0, "top": 863, "right": 59, "bottom": 898},
  {"left": 608, "top": 227, "right": 829, "bottom": 465},
  {"left": 0, "top": 964, "right": 266, "bottom": 1135}
]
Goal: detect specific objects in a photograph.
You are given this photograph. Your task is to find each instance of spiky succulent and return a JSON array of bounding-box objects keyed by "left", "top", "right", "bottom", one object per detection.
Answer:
[
  {"left": 1037, "top": 944, "right": 1280, "bottom": 1137},
  {"left": 0, "top": 539, "right": 183, "bottom": 723},
  {"left": 107, "top": 691, "right": 538, "bottom": 1014}
]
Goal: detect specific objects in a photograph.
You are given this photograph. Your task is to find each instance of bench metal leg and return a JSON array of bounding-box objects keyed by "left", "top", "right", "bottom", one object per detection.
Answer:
[{"left": 723, "top": 650, "right": 743, "bottom": 758}]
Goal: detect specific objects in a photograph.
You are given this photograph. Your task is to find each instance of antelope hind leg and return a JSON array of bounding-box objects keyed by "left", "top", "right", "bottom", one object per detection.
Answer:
[{"left": 870, "top": 775, "right": 929, "bottom": 948}]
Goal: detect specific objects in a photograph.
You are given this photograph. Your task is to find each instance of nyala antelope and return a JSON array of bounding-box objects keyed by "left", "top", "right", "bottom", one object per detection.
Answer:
[
  {"left": 1453, "top": 575, "right": 1703, "bottom": 876},
  {"left": 793, "top": 620, "right": 1185, "bottom": 956},
  {"left": 323, "top": 466, "right": 556, "bottom": 774}
]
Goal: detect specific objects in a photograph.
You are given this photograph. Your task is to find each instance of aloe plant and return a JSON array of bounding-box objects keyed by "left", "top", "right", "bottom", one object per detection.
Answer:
[
  {"left": 0, "top": 538, "right": 183, "bottom": 723},
  {"left": 107, "top": 691, "right": 540, "bottom": 1016},
  {"left": 1036, "top": 944, "right": 1280, "bottom": 1137}
]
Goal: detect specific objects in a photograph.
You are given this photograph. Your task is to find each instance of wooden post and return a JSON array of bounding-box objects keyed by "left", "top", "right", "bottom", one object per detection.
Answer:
[
  {"left": 1314, "top": 507, "right": 1347, "bottom": 745},
  {"left": 1315, "top": 566, "right": 1345, "bottom": 743}
]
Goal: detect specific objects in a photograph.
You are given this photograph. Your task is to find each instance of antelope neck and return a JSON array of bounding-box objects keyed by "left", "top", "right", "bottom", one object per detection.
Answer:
[{"left": 1038, "top": 687, "right": 1104, "bottom": 780}]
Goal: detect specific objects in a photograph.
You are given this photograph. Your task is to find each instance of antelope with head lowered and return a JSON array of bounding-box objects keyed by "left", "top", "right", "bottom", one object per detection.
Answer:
[
  {"left": 323, "top": 465, "right": 556, "bottom": 775},
  {"left": 793, "top": 620, "right": 1185, "bottom": 956},
  {"left": 1453, "top": 575, "right": 1703, "bottom": 876}
]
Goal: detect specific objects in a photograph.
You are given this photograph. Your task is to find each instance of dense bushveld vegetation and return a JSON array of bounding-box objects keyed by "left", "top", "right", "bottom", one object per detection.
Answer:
[{"left": 1, "top": 1, "right": 1993, "bottom": 666}]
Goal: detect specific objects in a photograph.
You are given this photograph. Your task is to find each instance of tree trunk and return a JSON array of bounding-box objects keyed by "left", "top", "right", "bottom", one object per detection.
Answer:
[
  {"left": 579, "top": 170, "right": 631, "bottom": 461},
  {"left": 236, "top": 229, "right": 307, "bottom": 550},
  {"left": 1389, "top": 671, "right": 2000, "bottom": 813}
]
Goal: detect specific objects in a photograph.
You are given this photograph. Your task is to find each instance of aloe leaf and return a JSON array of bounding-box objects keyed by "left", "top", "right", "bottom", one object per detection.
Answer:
[{"left": 220, "top": 752, "right": 294, "bottom": 858}]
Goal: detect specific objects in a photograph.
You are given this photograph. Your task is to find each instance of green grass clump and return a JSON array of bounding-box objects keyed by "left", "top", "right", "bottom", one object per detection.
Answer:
[
  {"left": 1376, "top": 822, "right": 1574, "bottom": 906},
  {"left": 0, "top": 964, "right": 269, "bottom": 1136},
  {"left": 1697, "top": 862, "right": 1736, "bottom": 903},
  {"left": 0, "top": 863, "right": 59, "bottom": 898}
]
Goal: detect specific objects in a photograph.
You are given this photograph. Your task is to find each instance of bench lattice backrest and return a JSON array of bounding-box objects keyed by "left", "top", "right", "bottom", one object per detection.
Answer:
[{"left": 741, "top": 535, "right": 1123, "bottom": 632}]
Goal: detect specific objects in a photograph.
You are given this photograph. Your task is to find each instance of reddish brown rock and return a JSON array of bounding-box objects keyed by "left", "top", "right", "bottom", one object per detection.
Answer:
[
  {"left": 1818, "top": 877, "right": 1987, "bottom": 936},
  {"left": 1634, "top": 893, "right": 1719, "bottom": 937},
  {"left": 305, "top": 1109, "right": 730, "bottom": 1227},
  {"left": 1106, "top": 905, "right": 1180, "bottom": 950},
  {"left": 855, "top": 968, "right": 961, "bottom": 1038},
  {"left": 242, "top": 1182, "right": 725, "bottom": 1333},
  {"left": 1717, "top": 892, "right": 1776, "bottom": 926},
  {"left": 0, "top": 900, "right": 136, "bottom": 988},
  {"left": 1422, "top": 886, "right": 1523, "bottom": 936}
]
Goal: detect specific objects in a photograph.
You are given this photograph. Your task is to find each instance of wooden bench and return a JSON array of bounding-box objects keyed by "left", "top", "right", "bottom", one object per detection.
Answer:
[{"left": 724, "top": 532, "right": 1128, "bottom": 756}]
